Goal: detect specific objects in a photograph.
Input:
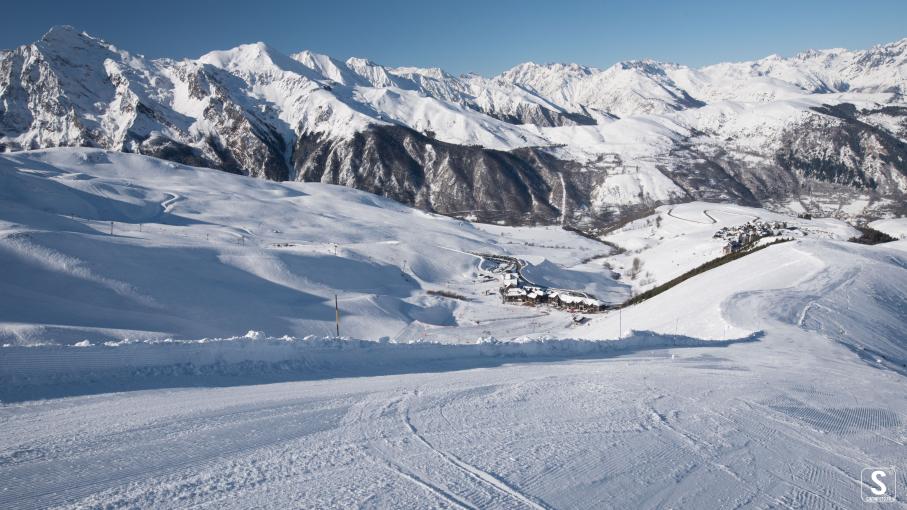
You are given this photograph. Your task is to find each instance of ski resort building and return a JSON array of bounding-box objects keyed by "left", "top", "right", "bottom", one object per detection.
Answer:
[
  {"left": 501, "top": 272, "right": 520, "bottom": 288},
  {"left": 714, "top": 220, "right": 795, "bottom": 253},
  {"left": 503, "top": 287, "right": 528, "bottom": 302}
]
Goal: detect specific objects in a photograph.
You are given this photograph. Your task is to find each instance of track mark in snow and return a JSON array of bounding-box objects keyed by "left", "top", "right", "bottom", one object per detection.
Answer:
[
  {"left": 778, "top": 476, "right": 848, "bottom": 510},
  {"left": 372, "top": 456, "right": 478, "bottom": 510},
  {"left": 160, "top": 192, "right": 182, "bottom": 214},
  {"left": 766, "top": 404, "right": 901, "bottom": 434},
  {"left": 789, "top": 461, "right": 849, "bottom": 508},
  {"left": 347, "top": 394, "right": 477, "bottom": 510},
  {"left": 0, "top": 401, "right": 348, "bottom": 510},
  {"left": 401, "top": 392, "right": 551, "bottom": 510}
]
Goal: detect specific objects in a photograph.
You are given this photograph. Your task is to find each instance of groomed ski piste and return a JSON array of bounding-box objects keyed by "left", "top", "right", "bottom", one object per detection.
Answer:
[{"left": 1, "top": 149, "right": 906, "bottom": 509}]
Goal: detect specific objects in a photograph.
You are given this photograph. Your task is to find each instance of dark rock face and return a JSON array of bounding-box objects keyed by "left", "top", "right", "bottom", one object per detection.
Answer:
[
  {"left": 659, "top": 143, "right": 762, "bottom": 206},
  {"left": 781, "top": 104, "right": 907, "bottom": 192},
  {"left": 767, "top": 104, "right": 907, "bottom": 216},
  {"left": 137, "top": 136, "right": 211, "bottom": 168},
  {"left": 293, "top": 125, "right": 567, "bottom": 225},
  {"left": 477, "top": 103, "right": 597, "bottom": 127},
  {"left": 167, "top": 64, "right": 292, "bottom": 181}
]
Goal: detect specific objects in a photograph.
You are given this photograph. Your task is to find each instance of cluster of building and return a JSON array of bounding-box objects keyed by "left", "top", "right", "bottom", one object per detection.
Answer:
[
  {"left": 499, "top": 272, "right": 607, "bottom": 313},
  {"left": 713, "top": 220, "right": 795, "bottom": 253}
]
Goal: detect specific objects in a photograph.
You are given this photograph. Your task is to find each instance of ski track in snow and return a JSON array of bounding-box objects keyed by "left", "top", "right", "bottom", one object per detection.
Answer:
[{"left": 400, "top": 391, "right": 551, "bottom": 510}]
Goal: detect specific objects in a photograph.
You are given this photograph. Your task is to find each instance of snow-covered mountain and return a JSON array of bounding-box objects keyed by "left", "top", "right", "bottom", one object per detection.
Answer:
[
  {"left": 499, "top": 60, "right": 705, "bottom": 118},
  {"left": 2, "top": 26, "right": 907, "bottom": 229}
]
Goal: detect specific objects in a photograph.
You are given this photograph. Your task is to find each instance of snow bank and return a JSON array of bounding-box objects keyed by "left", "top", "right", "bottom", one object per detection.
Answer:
[{"left": 0, "top": 331, "right": 758, "bottom": 401}]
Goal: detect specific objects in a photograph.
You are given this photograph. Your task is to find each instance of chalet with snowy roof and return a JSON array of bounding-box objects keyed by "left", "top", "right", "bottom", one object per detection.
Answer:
[
  {"left": 524, "top": 286, "right": 548, "bottom": 303},
  {"left": 503, "top": 287, "right": 528, "bottom": 303},
  {"left": 555, "top": 293, "right": 606, "bottom": 312}
]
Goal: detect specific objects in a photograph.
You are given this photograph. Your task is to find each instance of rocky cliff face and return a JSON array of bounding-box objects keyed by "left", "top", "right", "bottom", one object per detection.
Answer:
[{"left": 3, "top": 26, "right": 907, "bottom": 229}]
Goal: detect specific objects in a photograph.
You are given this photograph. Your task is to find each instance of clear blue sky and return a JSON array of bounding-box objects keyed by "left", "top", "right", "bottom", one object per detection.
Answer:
[{"left": 2, "top": 0, "right": 905, "bottom": 75}]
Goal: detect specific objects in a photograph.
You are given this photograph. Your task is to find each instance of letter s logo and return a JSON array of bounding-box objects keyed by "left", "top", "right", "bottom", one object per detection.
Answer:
[{"left": 870, "top": 470, "right": 888, "bottom": 496}]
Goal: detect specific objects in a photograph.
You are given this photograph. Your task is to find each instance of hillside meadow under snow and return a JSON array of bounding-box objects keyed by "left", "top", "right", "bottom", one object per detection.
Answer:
[{"left": 0, "top": 148, "right": 628, "bottom": 345}]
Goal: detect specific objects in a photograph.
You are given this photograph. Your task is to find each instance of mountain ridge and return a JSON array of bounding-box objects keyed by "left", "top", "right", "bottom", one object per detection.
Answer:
[{"left": 2, "top": 26, "right": 906, "bottom": 230}]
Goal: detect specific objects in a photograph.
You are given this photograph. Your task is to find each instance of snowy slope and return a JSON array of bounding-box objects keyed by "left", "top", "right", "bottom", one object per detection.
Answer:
[
  {"left": 0, "top": 148, "right": 625, "bottom": 345},
  {"left": 2, "top": 206, "right": 905, "bottom": 508},
  {"left": 1, "top": 143, "right": 906, "bottom": 509},
  {"left": 598, "top": 202, "right": 857, "bottom": 292},
  {"left": 870, "top": 217, "right": 907, "bottom": 238},
  {"left": 499, "top": 60, "right": 704, "bottom": 118},
  {"left": 1, "top": 147, "right": 896, "bottom": 348}
]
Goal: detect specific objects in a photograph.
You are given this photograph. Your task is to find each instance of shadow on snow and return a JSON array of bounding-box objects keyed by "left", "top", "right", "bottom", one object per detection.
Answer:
[{"left": 0, "top": 331, "right": 763, "bottom": 402}]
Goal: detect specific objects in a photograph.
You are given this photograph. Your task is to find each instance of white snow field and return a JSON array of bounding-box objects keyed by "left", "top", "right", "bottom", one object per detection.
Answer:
[
  {"left": 1, "top": 149, "right": 906, "bottom": 509},
  {"left": 596, "top": 202, "right": 858, "bottom": 294},
  {"left": 871, "top": 218, "right": 907, "bottom": 239},
  {"left": 0, "top": 148, "right": 624, "bottom": 346}
]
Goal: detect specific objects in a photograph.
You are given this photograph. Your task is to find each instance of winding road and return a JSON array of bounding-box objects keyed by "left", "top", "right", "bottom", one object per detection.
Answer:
[{"left": 665, "top": 207, "right": 718, "bottom": 224}]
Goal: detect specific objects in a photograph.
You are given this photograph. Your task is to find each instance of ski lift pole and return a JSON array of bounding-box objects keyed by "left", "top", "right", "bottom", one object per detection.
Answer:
[
  {"left": 619, "top": 307, "right": 622, "bottom": 339},
  {"left": 334, "top": 294, "right": 341, "bottom": 337}
]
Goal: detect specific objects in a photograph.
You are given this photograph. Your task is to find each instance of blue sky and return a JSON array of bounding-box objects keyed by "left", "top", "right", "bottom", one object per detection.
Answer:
[{"left": 2, "top": 0, "right": 906, "bottom": 75}]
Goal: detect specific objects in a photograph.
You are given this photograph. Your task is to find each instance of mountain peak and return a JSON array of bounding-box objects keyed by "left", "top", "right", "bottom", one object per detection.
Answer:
[
  {"left": 346, "top": 56, "right": 379, "bottom": 68},
  {"left": 292, "top": 50, "right": 362, "bottom": 85},
  {"left": 871, "top": 37, "right": 907, "bottom": 56},
  {"left": 200, "top": 42, "right": 297, "bottom": 72},
  {"left": 389, "top": 65, "right": 451, "bottom": 81},
  {"left": 499, "top": 61, "right": 595, "bottom": 80},
  {"left": 32, "top": 26, "right": 126, "bottom": 67},
  {"left": 39, "top": 25, "right": 108, "bottom": 52},
  {"left": 42, "top": 25, "right": 79, "bottom": 40},
  {"left": 613, "top": 59, "right": 672, "bottom": 75}
]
